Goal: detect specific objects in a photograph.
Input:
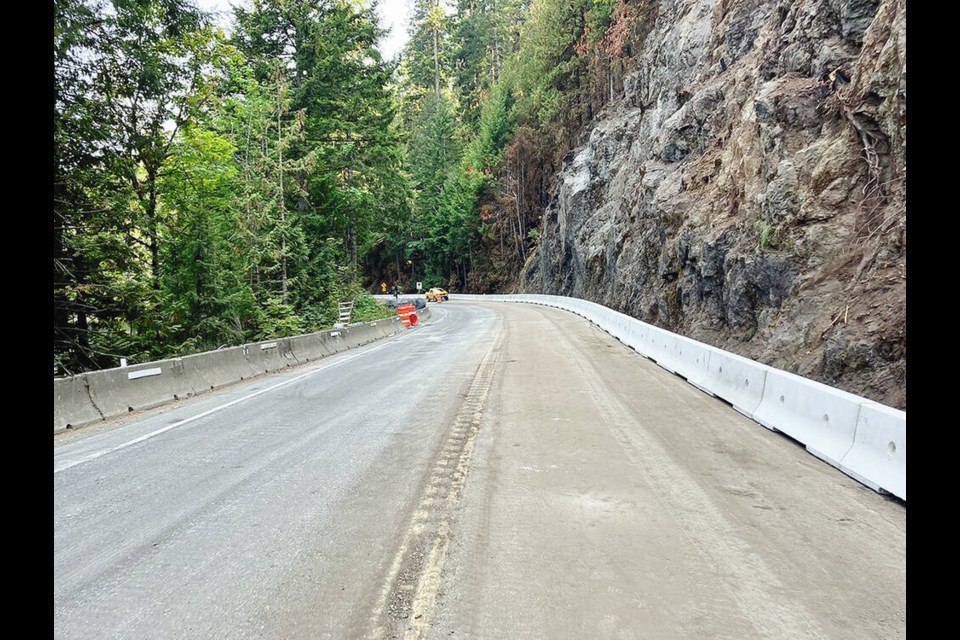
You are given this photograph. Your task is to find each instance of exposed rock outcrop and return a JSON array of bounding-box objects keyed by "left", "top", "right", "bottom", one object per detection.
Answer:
[{"left": 522, "top": 0, "right": 905, "bottom": 408}]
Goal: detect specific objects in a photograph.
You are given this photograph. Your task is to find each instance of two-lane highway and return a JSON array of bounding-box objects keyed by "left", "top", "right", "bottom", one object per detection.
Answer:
[
  {"left": 54, "top": 301, "right": 906, "bottom": 639},
  {"left": 55, "top": 302, "right": 500, "bottom": 639}
]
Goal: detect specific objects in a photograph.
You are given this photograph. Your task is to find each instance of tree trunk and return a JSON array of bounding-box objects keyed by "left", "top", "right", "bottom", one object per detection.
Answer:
[
  {"left": 492, "top": 0, "right": 500, "bottom": 84},
  {"left": 433, "top": 7, "right": 441, "bottom": 99},
  {"left": 346, "top": 134, "right": 357, "bottom": 277},
  {"left": 76, "top": 307, "right": 91, "bottom": 364},
  {"left": 147, "top": 167, "right": 160, "bottom": 291},
  {"left": 515, "top": 156, "right": 526, "bottom": 265},
  {"left": 53, "top": 130, "right": 70, "bottom": 361},
  {"left": 278, "top": 97, "right": 288, "bottom": 299}
]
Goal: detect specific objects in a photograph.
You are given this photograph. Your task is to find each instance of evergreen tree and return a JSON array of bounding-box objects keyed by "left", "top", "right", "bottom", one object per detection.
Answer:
[
  {"left": 54, "top": 0, "right": 234, "bottom": 373},
  {"left": 232, "top": 0, "right": 408, "bottom": 286}
]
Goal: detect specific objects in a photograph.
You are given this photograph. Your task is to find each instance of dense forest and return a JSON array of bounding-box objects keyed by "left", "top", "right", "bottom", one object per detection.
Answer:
[{"left": 54, "top": 0, "right": 626, "bottom": 375}]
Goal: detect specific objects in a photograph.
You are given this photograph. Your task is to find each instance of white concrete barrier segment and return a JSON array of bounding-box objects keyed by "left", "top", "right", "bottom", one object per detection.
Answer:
[
  {"left": 671, "top": 337, "right": 716, "bottom": 397},
  {"left": 610, "top": 311, "right": 650, "bottom": 355},
  {"left": 747, "top": 368, "right": 864, "bottom": 471},
  {"left": 644, "top": 325, "right": 682, "bottom": 374},
  {"left": 695, "top": 348, "right": 767, "bottom": 416},
  {"left": 837, "top": 402, "right": 906, "bottom": 500}
]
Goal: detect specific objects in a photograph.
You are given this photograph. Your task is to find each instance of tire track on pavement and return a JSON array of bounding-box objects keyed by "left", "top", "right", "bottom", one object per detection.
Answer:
[
  {"left": 365, "top": 312, "right": 504, "bottom": 640},
  {"left": 538, "top": 309, "right": 830, "bottom": 640}
]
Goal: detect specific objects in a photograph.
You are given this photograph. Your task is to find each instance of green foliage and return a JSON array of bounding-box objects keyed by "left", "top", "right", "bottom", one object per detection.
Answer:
[
  {"left": 389, "top": 0, "right": 639, "bottom": 292},
  {"left": 755, "top": 218, "right": 786, "bottom": 252},
  {"left": 465, "top": 84, "right": 514, "bottom": 176},
  {"left": 55, "top": 0, "right": 235, "bottom": 373},
  {"left": 348, "top": 291, "right": 397, "bottom": 322},
  {"left": 54, "top": 0, "right": 642, "bottom": 375},
  {"left": 259, "top": 296, "right": 305, "bottom": 339},
  {"left": 158, "top": 125, "right": 249, "bottom": 351},
  {"left": 757, "top": 220, "right": 772, "bottom": 251},
  {"left": 586, "top": 0, "right": 617, "bottom": 43},
  {"left": 233, "top": 0, "right": 409, "bottom": 275},
  {"left": 54, "top": 0, "right": 412, "bottom": 375},
  {"left": 502, "top": 0, "right": 592, "bottom": 125}
]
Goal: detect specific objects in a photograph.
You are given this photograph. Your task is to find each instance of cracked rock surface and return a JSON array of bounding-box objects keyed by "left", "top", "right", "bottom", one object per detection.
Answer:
[{"left": 522, "top": 0, "right": 905, "bottom": 408}]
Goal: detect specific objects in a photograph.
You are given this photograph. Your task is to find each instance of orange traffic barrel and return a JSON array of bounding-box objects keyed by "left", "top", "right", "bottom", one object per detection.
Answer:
[{"left": 398, "top": 304, "right": 418, "bottom": 327}]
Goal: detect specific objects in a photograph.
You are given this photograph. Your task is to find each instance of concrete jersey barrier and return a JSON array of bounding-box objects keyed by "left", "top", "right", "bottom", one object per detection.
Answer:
[
  {"left": 455, "top": 293, "right": 905, "bottom": 501},
  {"left": 837, "top": 402, "right": 906, "bottom": 500},
  {"left": 54, "top": 312, "right": 417, "bottom": 435}
]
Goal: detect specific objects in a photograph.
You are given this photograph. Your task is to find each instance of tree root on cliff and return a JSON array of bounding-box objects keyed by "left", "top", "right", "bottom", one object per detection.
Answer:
[
  {"left": 834, "top": 87, "right": 895, "bottom": 244},
  {"left": 842, "top": 107, "right": 889, "bottom": 196},
  {"left": 821, "top": 300, "right": 857, "bottom": 340}
]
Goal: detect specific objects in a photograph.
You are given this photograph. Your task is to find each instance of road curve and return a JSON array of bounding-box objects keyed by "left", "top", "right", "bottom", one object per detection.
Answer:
[{"left": 54, "top": 300, "right": 905, "bottom": 639}]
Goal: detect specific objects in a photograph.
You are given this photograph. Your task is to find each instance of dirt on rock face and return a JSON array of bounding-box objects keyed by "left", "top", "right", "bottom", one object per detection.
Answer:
[{"left": 521, "top": 0, "right": 906, "bottom": 409}]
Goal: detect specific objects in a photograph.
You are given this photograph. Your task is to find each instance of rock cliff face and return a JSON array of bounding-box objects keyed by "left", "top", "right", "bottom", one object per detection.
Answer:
[{"left": 521, "top": 0, "right": 905, "bottom": 408}]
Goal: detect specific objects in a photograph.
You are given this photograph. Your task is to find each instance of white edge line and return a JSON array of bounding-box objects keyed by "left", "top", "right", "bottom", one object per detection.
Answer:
[{"left": 54, "top": 320, "right": 441, "bottom": 475}]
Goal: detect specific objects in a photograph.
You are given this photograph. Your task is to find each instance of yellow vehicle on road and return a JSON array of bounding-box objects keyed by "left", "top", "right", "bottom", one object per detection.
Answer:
[{"left": 425, "top": 287, "right": 449, "bottom": 302}]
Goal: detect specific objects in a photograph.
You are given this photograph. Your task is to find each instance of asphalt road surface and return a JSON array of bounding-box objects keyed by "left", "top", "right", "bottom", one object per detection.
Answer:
[{"left": 54, "top": 300, "right": 906, "bottom": 639}]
